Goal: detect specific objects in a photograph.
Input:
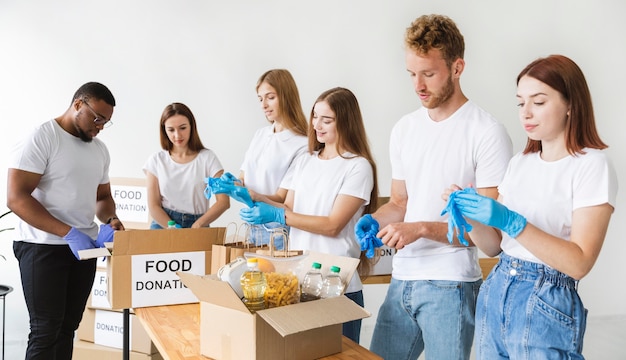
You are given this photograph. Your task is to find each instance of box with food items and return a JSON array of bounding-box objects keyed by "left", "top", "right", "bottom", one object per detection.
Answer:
[{"left": 177, "top": 251, "right": 370, "bottom": 360}]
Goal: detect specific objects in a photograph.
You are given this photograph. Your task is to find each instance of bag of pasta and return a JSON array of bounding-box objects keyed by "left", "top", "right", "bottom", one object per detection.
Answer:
[{"left": 263, "top": 271, "right": 301, "bottom": 308}]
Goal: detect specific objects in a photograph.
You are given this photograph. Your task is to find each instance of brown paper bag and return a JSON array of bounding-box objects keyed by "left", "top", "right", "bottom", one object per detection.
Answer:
[
  {"left": 255, "top": 227, "right": 303, "bottom": 258},
  {"left": 210, "top": 223, "right": 269, "bottom": 274}
]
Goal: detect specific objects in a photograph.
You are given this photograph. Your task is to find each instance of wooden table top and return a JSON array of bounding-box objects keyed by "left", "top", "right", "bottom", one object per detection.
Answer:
[{"left": 134, "top": 303, "right": 382, "bottom": 360}]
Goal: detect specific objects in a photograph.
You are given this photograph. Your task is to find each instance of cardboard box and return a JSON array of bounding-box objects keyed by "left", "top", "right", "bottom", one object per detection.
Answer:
[
  {"left": 77, "top": 308, "right": 157, "bottom": 354},
  {"left": 110, "top": 177, "right": 151, "bottom": 229},
  {"left": 178, "top": 251, "right": 371, "bottom": 360},
  {"left": 80, "top": 227, "right": 226, "bottom": 309},
  {"left": 369, "top": 245, "right": 396, "bottom": 275},
  {"left": 72, "top": 340, "right": 163, "bottom": 360}
]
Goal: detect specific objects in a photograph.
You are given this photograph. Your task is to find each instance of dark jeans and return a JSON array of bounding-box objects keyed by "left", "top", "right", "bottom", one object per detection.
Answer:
[
  {"left": 343, "top": 290, "right": 364, "bottom": 344},
  {"left": 13, "top": 241, "right": 96, "bottom": 360},
  {"left": 150, "top": 207, "right": 204, "bottom": 229}
]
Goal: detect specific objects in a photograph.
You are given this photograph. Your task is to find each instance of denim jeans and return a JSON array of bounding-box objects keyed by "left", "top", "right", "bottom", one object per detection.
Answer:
[
  {"left": 370, "top": 277, "right": 481, "bottom": 360},
  {"left": 247, "top": 223, "right": 287, "bottom": 250},
  {"left": 475, "top": 253, "right": 587, "bottom": 360},
  {"left": 13, "top": 241, "right": 97, "bottom": 360},
  {"left": 343, "top": 290, "right": 364, "bottom": 344},
  {"left": 150, "top": 208, "right": 204, "bottom": 229}
]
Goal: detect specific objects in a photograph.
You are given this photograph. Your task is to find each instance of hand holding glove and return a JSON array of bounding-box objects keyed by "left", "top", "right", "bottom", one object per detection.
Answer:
[
  {"left": 239, "top": 202, "right": 285, "bottom": 225},
  {"left": 453, "top": 191, "right": 527, "bottom": 238},
  {"left": 440, "top": 188, "right": 474, "bottom": 246},
  {"left": 205, "top": 173, "right": 254, "bottom": 207},
  {"left": 354, "top": 214, "right": 384, "bottom": 258},
  {"left": 95, "top": 224, "right": 115, "bottom": 248},
  {"left": 64, "top": 227, "right": 96, "bottom": 260}
]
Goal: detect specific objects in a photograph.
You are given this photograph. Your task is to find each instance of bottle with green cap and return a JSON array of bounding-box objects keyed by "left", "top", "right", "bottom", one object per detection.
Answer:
[
  {"left": 321, "top": 265, "right": 344, "bottom": 298},
  {"left": 300, "top": 262, "right": 324, "bottom": 302},
  {"left": 167, "top": 220, "right": 177, "bottom": 229}
]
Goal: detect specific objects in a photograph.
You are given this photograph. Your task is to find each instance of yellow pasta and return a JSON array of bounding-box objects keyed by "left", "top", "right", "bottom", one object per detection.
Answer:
[{"left": 264, "top": 272, "right": 300, "bottom": 308}]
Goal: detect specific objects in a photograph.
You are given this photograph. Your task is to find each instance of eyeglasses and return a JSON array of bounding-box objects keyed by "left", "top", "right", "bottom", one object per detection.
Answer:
[{"left": 82, "top": 98, "right": 113, "bottom": 128}]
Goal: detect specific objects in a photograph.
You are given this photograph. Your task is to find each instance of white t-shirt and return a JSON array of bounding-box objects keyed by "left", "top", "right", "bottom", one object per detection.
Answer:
[
  {"left": 287, "top": 152, "right": 374, "bottom": 293},
  {"left": 500, "top": 149, "right": 618, "bottom": 263},
  {"left": 390, "top": 101, "right": 513, "bottom": 281},
  {"left": 9, "top": 120, "right": 111, "bottom": 244},
  {"left": 241, "top": 124, "right": 308, "bottom": 194},
  {"left": 143, "top": 149, "right": 223, "bottom": 215}
]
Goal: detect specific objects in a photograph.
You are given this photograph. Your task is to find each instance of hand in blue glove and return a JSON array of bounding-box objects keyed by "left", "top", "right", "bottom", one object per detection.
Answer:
[
  {"left": 453, "top": 191, "right": 527, "bottom": 238},
  {"left": 64, "top": 227, "right": 96, "bottom": 260},
  {"left": 219, "top": 172, "right": 243, "bottom": 186},
  {"left": 204, "top": 174, "right": 254, "bottom": 207},
  {"left": 240, "top": 202, "right": 285, "bottom": 225},
  {"left": 440, "top": 188, "right": 474, "bottom": 246},
  {"left": 354, "top": 214, "right": 383, "bottom": 258},
  {"left": 212, "top": 182, "right": 254, "bottom": 207},
  {"left": 95, "top": 224, "right": 115, "bottom": 248}
]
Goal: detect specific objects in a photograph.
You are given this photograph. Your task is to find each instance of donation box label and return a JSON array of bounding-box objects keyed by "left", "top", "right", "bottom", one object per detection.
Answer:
[{"left": 131, "top": 251, "right": 206, "bottom": 308}]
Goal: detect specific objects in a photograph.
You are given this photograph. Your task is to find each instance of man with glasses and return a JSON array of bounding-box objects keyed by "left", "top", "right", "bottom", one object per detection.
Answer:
[{"left": 7, "top": 82, "right": 124, "bottom": 359}]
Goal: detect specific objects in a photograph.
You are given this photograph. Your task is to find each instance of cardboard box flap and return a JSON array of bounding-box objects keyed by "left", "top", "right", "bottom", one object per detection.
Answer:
[
  {"left": 177, "top": 271, "right": 250, "bottom": 314},
  {"left": 256, "top": 296, "right": 370, "bottom": 337},
  {"left": 113, "top": 228, "right": 225, "bottom": 256},
  {"left": 79, "top": 241, "right": 113, "bottom": 260}
]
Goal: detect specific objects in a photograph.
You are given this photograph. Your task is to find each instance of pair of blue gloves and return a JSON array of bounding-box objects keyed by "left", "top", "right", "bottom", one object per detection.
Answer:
[
  {"left": 443, "top": 188, "right": 527, "bottom": 244},
  {"left": 205, "top": 172, "right": 254, "bottom": 208},
  {"left": 64, "top": 224, "right": 115, "bottom": 260},
  {"left": 353, "top": 189, "right": 527, "bottom": 256},
  {"left": 206, "top": 172, "right": 286, "bottom": 225}
]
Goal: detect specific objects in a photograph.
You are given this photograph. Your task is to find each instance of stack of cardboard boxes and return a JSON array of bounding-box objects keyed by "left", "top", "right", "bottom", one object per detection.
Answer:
[{"left": 73, "top": 227, "right": 226, "bottom": 359}]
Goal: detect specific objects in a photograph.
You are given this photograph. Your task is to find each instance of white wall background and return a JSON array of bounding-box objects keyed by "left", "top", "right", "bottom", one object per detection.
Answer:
[{"left": 1, "top": 0, "right": 625, "bottom": 357}]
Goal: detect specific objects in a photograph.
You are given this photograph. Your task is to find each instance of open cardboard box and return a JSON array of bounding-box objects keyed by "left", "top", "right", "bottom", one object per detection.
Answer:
[
  {"left": 79, "top": 228, "right": 225, "bottom": 309},
  {"left": 177, "top": 251, "right": 371, "bottom": 360}
]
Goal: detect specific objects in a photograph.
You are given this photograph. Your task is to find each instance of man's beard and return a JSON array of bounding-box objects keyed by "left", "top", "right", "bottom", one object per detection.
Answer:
[
  {"left": 422, "top": 74, "right": 454, "bottom": 109},
  {"left": 75, "top": 124, "right": 93, "bottom": 143}
]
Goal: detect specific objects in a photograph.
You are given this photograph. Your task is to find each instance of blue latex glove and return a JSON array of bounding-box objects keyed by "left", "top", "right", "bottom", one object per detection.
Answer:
[
  {"left": 453, "top": 191, "right": 527, "bottom": 238},
  {"left": 354, "top": 214, "right": 383, "bottom": 258},
  {"left": 219, "top": 172, "right": 242, "bottom": 185},
  {"left": 213, "top": 182, "right": 254, "bottom": 207},
  {"left": 240, "top": 202, "right": 285, "bottom": 225},
  {"left": 64, "top": 227, "right": 96, "bottom": 260},
  {"left": 205, "top": 174, "right": 254, "bottom": 207},
  {"left": 95, "top": 224, "right": 115, "bottom": 248},
  {"left": 440, "top": 188, "right": 474, "bottom": 246}
]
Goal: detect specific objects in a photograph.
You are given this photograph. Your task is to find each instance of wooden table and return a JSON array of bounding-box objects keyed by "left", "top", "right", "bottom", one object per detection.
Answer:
[{"left": 135, "top": 303, "right": 382, "bottom": 360}]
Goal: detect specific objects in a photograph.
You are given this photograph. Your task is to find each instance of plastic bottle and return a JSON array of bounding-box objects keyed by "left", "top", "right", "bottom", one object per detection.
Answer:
[
  {"left": 321, "top": 265, "right": 345, "bottom": 298},
  {"left": 167, "top": 220, "right": 177, "bottom": 229},
  {"left": 239, "top": 258, "right": 267, "bottom": 313},
  {"left": 300, "top": 262, "right": 324, "bottom": 302}
]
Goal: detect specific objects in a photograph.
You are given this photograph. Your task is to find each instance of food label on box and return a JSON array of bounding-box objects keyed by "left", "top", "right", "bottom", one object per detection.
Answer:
[
  {"left": 131, "top": 251, "right": 206, "bottom": 307},
  {"left": 93, "top": 309, "right": 133, "bottom": 349},
  {"left": 370, "top": 245, "right": 396, "bottom": 275},
  {"left": 91, "top": 270, "right": 112, "bottom": 309},
  {"left": 111, "top": 183, "right": 149, "bottom": 223}
]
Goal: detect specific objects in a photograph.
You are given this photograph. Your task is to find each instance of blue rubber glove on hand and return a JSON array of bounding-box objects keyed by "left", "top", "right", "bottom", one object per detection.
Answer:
[
  {"left": 205, "top": 173, "right": 254, "bottom": 207},
  {"left": 354, "top": 214, "right": 383, "bottom": 258},
  {"left": 453, "top": 191, "right": 527, "bottom": 238},
  {"left": 440, "top": 188, "right": 474, "bottom": 246},
  {"left": 219, "top": 172, "right": 242, "bottom": 185},
  {"left": 64, "top": 227, "right": 96, "bottom": 260},
  {"left": 95, "top": 224, "right": 115, "bottom": 248},
  {"left": 213, "top": 182, "right": 254, "bottom": 207},
  {"left": 239, "top": 202, "right": 285, "bottom": 225}
]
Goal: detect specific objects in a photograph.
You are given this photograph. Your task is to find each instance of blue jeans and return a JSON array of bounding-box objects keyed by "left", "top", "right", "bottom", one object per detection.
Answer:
[
  {"left": 370, "top": 277, "right": 481, "bottom": 360},
  {"left": 150, "top": 208, "right": 204, "bottom": 229},
  {"left": 247, "top": 223, "right": 287, "bottom": 250},
  {"left": 475, "top": 253, "right": 587, "bottom": 360},
  {"left": 13, "top": 241, "right": 97, "bottom": 360},
  {"left": 343, "top": 290, "right": 364, "bottom": 344}
]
